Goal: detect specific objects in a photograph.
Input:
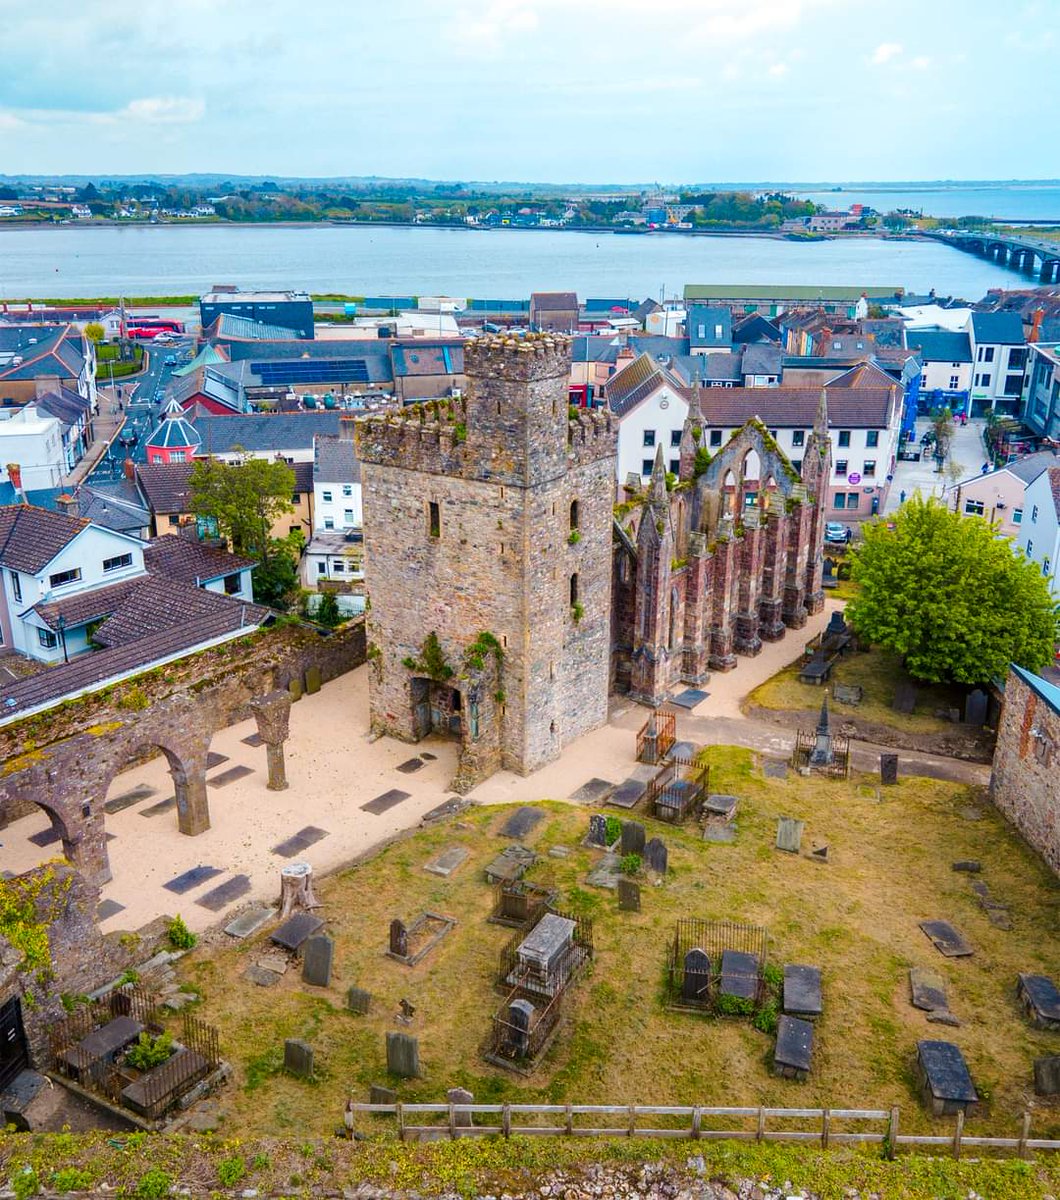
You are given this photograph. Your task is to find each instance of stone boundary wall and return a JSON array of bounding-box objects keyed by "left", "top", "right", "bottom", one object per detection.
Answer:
[{"left": 990, "top": 668, "right": 1060, "bottom": 877}]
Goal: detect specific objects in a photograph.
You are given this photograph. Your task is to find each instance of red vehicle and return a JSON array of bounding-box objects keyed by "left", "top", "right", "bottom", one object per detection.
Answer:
[{"left": 124, "top": 317, "right": 184, "bottom": 338}]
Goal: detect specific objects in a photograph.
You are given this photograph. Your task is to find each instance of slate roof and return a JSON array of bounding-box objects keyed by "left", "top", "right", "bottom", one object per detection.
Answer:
[
  {"left": 191, "top": 411, "right": 342, "bottom": 455},
  {"left": 671, "top": 352, "right": 741, "bottom": 385},
  {"left": 827, "top": 360, "right": 896, "bottom": 388},
  {"left": 732, "top": 313, "right": 783, "bottom": 344},
  {"left": 627, "top": 335, "right": 690, "bottom": 359},
  {"left": 390, "top": 342, "right": 464, "bottom": 378},
  {"left": 29, "top": 578, "right": 142, "bottom": 632},
  {"left": 135, "top": 462, "right": 195, "bottom": 513},
  {"left": 146, "top": 402, "right": 202, "bottom": 450},
  {"left": 314, "top": 435, "right": 360, "bottom": 484},
  {"left": 207, "top": 313, "right": 303, "bottom": 342},
  {"left": 225, "top": 339, "right": 391, "bottom": 363},
  {"left": 906, "top": 330, "right": 973, "bottom": 363},
  {"left": 531, "top": 291, "right": 578, "bottom": 311},
  {"left": 90, "top": 575, "right": 267, "bottom": 648},
  {"left": 0, "top": 504, "right": 89, "bottom": 573},
  {"left": 687, "top": 305, "right": 733, "bottom": 349},
  {"left": 689, "top": 386, "right": 897, "bottom": 430},
  {"left": 970, "top": 311, "right": 1025, "bottom": 345},
  {"left": 741, "top": 344, "right": 783, "bottom": 377},
  {"left": 0, "top": 326, "right": 85, "bottom": 381},
  {"left": 571, "top": 336, "right": 621, "bottom": 364},
  {"left": 172, "top": 343, "right": 228, "bottom": 377},
  {"left": 685, "top": 284, "right": 900, "bottom": 302},
  {"left": 143, "top": 534, "right": 256, "bottom": 583},
  {"left": 73, "top": 484, "right": 151, "bottom": 535},
  {"left": 606, "top": 354, "right": 683, "bottom": 417},
  {"left": 36, "top": 386, "right": 91, "bottom": 428}
]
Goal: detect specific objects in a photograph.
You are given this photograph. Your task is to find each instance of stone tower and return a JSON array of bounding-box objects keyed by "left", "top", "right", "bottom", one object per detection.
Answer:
[{"left": 354, "top": 333, "right": 616, "bottom": 791}]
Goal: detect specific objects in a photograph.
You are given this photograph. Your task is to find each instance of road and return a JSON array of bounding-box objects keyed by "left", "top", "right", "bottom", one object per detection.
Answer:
[
  {"left": 88, "top": 336, "right": 195, "bottom": 484},
  {"left": 883, "top": 415, "right": 987, "bottom": 515}
]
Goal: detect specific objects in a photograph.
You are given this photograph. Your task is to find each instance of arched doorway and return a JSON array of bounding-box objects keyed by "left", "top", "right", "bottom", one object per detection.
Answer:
[{"left": 410, "top": 678, "right": 463, "bottom": 740}]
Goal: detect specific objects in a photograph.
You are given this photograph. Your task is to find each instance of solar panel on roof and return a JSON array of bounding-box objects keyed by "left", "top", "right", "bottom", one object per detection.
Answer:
[{"left": 253, "top": 360, "right": 370, "bottom": 385}]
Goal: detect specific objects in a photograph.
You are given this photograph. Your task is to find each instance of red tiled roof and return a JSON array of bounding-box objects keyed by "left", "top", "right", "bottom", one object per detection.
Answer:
[
  {"left": 681, "top": 385, "right": 897, "bottom": 429},
  {"left": 143, "top": 534, "right": 256, "bottom": 583}
]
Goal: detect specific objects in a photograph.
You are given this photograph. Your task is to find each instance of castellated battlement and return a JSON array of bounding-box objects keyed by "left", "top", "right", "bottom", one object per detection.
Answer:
[{"left": 463, "top": 331, "right": 573, "bottom": 381}]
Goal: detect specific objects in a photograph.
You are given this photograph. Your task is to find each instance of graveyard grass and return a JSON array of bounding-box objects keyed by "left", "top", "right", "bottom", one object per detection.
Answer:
[
  {"left": 745, "top": 647, "right": 963, "bottom": 734},
  {"left": 175, "top": 746, "right": 1060, "bottom": 1142}
]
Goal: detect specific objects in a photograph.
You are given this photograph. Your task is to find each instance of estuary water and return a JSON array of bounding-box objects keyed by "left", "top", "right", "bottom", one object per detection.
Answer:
[{"left": 0, "top": 223, "right": 1035, "bottom": 302}]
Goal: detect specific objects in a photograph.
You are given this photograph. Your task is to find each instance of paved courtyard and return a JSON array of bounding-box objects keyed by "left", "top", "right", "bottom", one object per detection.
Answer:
[
  {"left": 883, "top": 415, "right": 988, "bottom": 515},
  {"left": 1, "top": 596, "right": 986, "bottom": 935}
]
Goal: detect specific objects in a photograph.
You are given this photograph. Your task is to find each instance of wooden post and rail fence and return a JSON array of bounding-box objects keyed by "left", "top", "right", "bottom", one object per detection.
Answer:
[{"left": 345, "top": 1102, "right": 1056, "bottom": 1160}]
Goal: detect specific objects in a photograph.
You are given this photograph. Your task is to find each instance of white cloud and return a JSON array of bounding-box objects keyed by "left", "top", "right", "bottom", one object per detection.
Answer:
[
  {"left": 448, "top": 1, "right": 540, "bottom": 56},
  {"left": 910, "top": 55, "right": 932, "bottom": 70},
  {"left": 767, "top": 62, "right": 789, "bottom": 77},
  {"left": 870, "top": 41, "right": 904, "bottom": 65},
  {"left": 0, "top": 113, "right": 26, "bottom": 130},
  {"left": 118, "top": 97, "right": 205, "bottom": 124}
]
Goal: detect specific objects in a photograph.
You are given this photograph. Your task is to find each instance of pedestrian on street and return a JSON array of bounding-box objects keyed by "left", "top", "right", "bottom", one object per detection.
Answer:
[{"left": 899, "top": 490, "right": 906, "bottom": 504}]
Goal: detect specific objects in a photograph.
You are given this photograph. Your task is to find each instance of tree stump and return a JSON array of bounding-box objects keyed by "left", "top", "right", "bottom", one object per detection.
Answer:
[{"left": 280, "top": 861, "right": 321, "bottom": 917}]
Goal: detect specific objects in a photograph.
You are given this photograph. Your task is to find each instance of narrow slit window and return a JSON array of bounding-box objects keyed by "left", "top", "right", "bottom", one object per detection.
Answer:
[
  {"left": 428, "top": 501, "right": 440, "bottom": 539},
  {"left": 569, "top": 499, "right": 580, "bottom": 530},
  {"left": 569, "top": 573, "right": 579, "bottom": 606}
]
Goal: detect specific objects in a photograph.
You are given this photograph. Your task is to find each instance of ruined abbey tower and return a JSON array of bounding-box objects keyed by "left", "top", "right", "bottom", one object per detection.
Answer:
[{"left": 354, "top": 334, "right": 616, "bottom": 790}]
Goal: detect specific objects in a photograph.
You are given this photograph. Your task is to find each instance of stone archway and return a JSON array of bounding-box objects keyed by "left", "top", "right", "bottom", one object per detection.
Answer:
[{"left": 99, "top": 737, "right": 210, "bottom": 839}]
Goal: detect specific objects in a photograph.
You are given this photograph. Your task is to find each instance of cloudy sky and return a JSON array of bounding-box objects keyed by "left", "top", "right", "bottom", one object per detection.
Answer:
[{"left": 0, "top": 0, "right": 1054, "bottom": 182}]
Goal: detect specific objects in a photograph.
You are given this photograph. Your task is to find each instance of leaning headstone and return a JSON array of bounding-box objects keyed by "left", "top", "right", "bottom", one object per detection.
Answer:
[
  {"left": 288, "top": 676, "right": 303, "bottom": 702},
  {"left": 448, "top": 1086, "right": 474, "bottom": 1128},
  {"left": 682, "top": 948, "right": 711, "bottom": 1003},
  {"left": 389, "top": 919, "right": 408, "bottom": 959},
  {"left": 284, "top": 1039, "right": 313, "bottom": 1079},
  {"left": 620, "top": 821, "right": 646, "bottom": 856},
  {"left": 617, "top": 879, "right": 641, "bottom": 912},
  {"left": 880, "top": 753, "right": 899, "bottom": 786},
  {"left": 347, "top": 986, "right": 372, "bottom": 1014},
  {"left": 587, "top": 814, "right": 609, "bottom": 848},
  {"left": 644, "top": 837, "right": 668, "bottom": 874},
  {"left": 508, "top": 999, "right": 535, "bottom": 1058},
  {"left": 964, "top": 688, "right": 988, "bottom": 726},
  {"left": 369, "top": 1084, "right": 397, "bottom": 1105},
  {"left": 776, "top": 817, "right": 804, "bottom": 854},
  {"left": 386, "top": 1031, "right": 420, "bottom": 1078},
  {"left": 304, "top": 665, "right": 322, "bottom": 695},
  {"left": 1034, "top": 1055, "right": 1060, "bottom": 1096},
  {"left": 952, "top": 860, "right": 981, "bottom": 873},
  {"left": 302, "top": 934, "right": 334, "bottom": 987}
]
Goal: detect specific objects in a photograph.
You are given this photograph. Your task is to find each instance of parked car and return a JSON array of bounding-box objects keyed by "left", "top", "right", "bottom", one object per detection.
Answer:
[{"left": 824, "top": 522, "right": 850, "bottom": 545}]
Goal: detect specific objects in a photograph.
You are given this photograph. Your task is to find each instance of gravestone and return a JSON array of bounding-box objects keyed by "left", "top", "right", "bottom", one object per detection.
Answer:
[
  {"left": 880, "top": 753, "right": 899, "bottom": 786},
  {"left": 302, "top": 934, "right": 334, "bottom": 987},
  {"left": 774, "top": 1015, "right": 814, "bottom": 1080},
  {"left": 1034, "top": 1056, "right": 1060, "bottom": 1096},
  {"left": 892, "top": 683, "right": 917, "bottom": 714},
  {"left": 620, "top": 821, "right": 646, "bottom": 856},
  {"left": 369, "top": 1084, "right": 397, "bottom": 1105},
  {"left": 304, "top": 665, "right": 322, "bottom": 695},
  {"left": 952, "top": 860, "right": 981, "bottom": 873},
  {"left": 776, "top": 817, "right": 804, "bottom": 853},
  {"left": 347, "top": 986, "right": 372, "bottom": 1015},
  {"left": 617, "top": 879, "right": 641, "bottom": 912},
  {"left": 833, "top": 683, "right": 863, "bottom": 706},
  {"left": 424, "top": 847, "right": 470, "bottom": 877},
  {"left": 683, "top": 948, "right": 711, "bottom": 1003},
  {"left": 386, "top": 1031, "right": 420, "bottom": 1078},
  {"left": 587, "top": 814, "right": 609, "bottom": 848},
  {"left": 965, "top": 688, "right": 988, "bottom": 726},
  {"left": 920, "top": 920, "right": 973, "bottom": 957},
  {"left": 644, "top": 837, "right": 668, "bottom": 874},
  {"left": 508, "top": 999, "right": 535, "bottom": 1057},
  {"left": 284, "top": 1039, "right": 313, "bottom": 1079},
  {"left": 389, "top": 919, "right": 409, "bottom": 959},
  {"left": 448, "top": 1086, "right": 474, "bottom": 1128},
  {"left": 500, "top": 807, "right": 544, "bottom": 839}
]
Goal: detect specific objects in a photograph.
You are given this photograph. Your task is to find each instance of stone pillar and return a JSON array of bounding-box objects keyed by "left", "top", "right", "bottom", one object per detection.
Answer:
[
  {"left": 733, "top": 511, "right": 764, "bottom": 657},
  {"left": 758, "top": 498, "right": 789, "bottom": 641},
  {"left": 680, "top": 534, "right": 711, "bottom": 683},
  {"left": 60, "top": 802, "right": 111, "bottom": 888},
  {"left": 250, "top": 689, "right": 294, "bottom": 792},
  {"left": 175, "top": 765, "right": 211, "bottom": 836},
  {"left": 782, "top": 498, "right": 812, "bottom": 629},
  {"left": 708, "top": 531, "right": 738, "bottom": 671}
]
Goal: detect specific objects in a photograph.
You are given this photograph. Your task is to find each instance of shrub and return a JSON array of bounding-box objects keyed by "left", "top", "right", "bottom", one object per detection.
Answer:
[
  {"left": 11, "top": 1167, "right": 39, "bottom": 1200},
  {"left": 217, "top": 1158, "right": 246, "bottom": 1188},
  {"left": 571, "top": 600, "right": 585, "bottom": 623},
  {"left": 167, "top": 914, "right": 196, "bottom": 950},
  {"left": 135, "top": 1169, "right": 172, "bottom": 1200},
  {"left": 716, "top": 992, "right": 754, "bottom": 1017},
  {"left": 126, "top": 1030, "right": 174, "bottom": 1071},
  {"left": 567, "top": 529, "right": 581, "bottom": 545},
  {"left": 619, "top": 852, "right": 641, "bottom": 876},
  {"left": 315, "top": 590, "right": 343, "bottom": 628},
  {"left": 753, "top": 997, "right": 779, "bottom": 1035},
  {"left": 604, "top": 815, "right": 621, "bottom": 845},
  {"left": 51, "top": 1168, "right": 94, "bottom": 1193},
  {"left": 118, "top": 686, "right": 149, "bottom": 711}
]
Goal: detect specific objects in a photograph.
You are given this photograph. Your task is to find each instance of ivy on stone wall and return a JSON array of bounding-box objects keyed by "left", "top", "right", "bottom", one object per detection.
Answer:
[
  {"left": 0, "top": 864, "right": 73, "bottom": 984},
  {"left": 402, "top": 632, "right": 454, "bottom": 682}
]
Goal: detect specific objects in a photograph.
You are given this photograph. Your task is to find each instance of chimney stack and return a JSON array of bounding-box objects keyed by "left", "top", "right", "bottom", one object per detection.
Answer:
[
  {"left": 123, "top": 457, "right": 136, "bottom": 481},
  {"left": 6, "top": 463, "right": 24, "bottom": 499},
  {"left": 56, "top": 492, "right": 79, "bottom": 517}
]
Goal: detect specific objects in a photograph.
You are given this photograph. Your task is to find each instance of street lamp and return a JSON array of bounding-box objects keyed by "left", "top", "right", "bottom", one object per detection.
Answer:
[{"left": 57, "top": 615, "right": 69, "bottom": 664}]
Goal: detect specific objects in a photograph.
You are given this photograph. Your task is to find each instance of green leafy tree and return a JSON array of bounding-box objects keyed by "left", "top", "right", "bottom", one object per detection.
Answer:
[
  {"left": 847, "top": 497, "right": 1058, "bottom": 684},
  {"left": 83, "top": 321, "right": 105, "bottom": 346},
  {"left": 315, "top": 591, "right": 342, "bottom": 627},
  {"left": 251, "top": 534, "right": 302, "bottom": 609},
  {"left": 188, "top": 456, "right": 295, "bottom": 560}
]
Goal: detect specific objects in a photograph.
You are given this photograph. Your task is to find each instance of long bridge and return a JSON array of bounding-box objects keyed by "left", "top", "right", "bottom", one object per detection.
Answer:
[{"left": 925, "top": 230, "right": 1060, "bottom": 283}]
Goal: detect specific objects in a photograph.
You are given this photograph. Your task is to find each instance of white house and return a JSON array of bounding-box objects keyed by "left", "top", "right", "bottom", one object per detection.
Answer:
[
  {"left": 1017, "top": 465, "right": 1060, "bottom": 601},
  {"left": 943, "top": 450, "right": 1060, "bottom": 541},
  {"left": 0, "top": 405, "right": 68, "bottom": 490},
  {"left": 303, "top": 435, "right": 363, "bottom": 587},
  {"left": 905, "top": 329, "right": 974, "bottom": 400},
  {"left": 968, "top": 312, "right": 1027, "bottom": 415}
]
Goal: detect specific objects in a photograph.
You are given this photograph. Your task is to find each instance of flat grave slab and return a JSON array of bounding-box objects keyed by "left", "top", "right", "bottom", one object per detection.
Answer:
[
  {"left": 28, "top": 826, "right": 60, "bottom": 847},
  {"left": 909, "top": 968, "right": 948, "bottom": 1012},
  {"left": 206, "top": 751, "right": 229, "bottom": 769},
  {"left": 569, "top": 777, "right": 615, "bottom": 804},
  {"left": 959, "top": 806, "right": 983, "bottom": 821},
  {"left": 669, "top": 740, "right": 698, "bottom": 763},
  {"left": 703, "top": 822, "right": 736, "bottom": 843},
  {"left": 484, "top": 844, "right": 536, "bottom": 885},
  {"left": 271, "top": 825, "right": 330, "bottom": 858},
  {"left": 421, "top": 797, "right": 469, "bottom": 824},
  {"left": 241, "top": 732, "right": 265, "bottom": 747},
  {"left": 774, "top": 1015, "right": 814, "bottom": 1078},
  {"left": 163, "top": 865, "right": 223, "bottom": 895},
  {"left": 762, "top": 759, "right": 788, "bottom": 780},
  {"left": 499, "top": 807, "right": 544, "bottom": 839},
  {"left": 783, "top": 965, "right": 823, "bottom": 1018},
  {"left": 208, "top": 765, "right": 254, "bottom": 788},
  {"left": 225, "top": 906, "right": 276, "bottom": 939},
  {"left": 585, "top": 852, "right": 622, "bottom": 889},
  {"left": 720, "top": 949, "right": 759, "bottom": 1000},
  {"left": 270, "top": 911, "right": 325, "bottom": 952},
  {"left": 139, "top": 796, "right": 176, "bottom": 818},
  {"left": 195, "top": 874, "right": 252, "bottom": 912},
  {"left": 361, "top": 788, "right": 412, "bottom": 815},
  {"left": 704, "top": 793, "right": 738, "bottom": 820},
  {"left": 609, "top": 777, "right": 647, "bottom": 809},
  {"left": 920, "top": 920, "right": 973, "bottom": 958},
  {"left": 244, "top": 963, "right": 283, "bottom": 987},
  {"left": 424, "top": 846, "right": 470, "bottom": 877},
  {"left": 670, "top": 688, "right": 709, "bottom": 709},
  {"left": 96, "top": 899, "right": 125, "bottom": 920},
  {"left": 103, "top": 784, "right": 156, "bottom": 815},
  {"left": 917, "top": 1040, "right": 978, "bottom": 1111},
  {"left": 395, "top": 757, "right": 425, "bottom": 774},
  {"left": 1017, "top": 974, "right": 1060, "bottom": 1028}
]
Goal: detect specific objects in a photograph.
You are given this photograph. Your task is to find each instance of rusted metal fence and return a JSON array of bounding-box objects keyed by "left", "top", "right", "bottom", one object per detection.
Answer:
[
  {"left": 648, "top": 761, "right": 710, "bottom": 823},
  {"left": 497, "top": 908, "right": 594, "bottom": 989},
  {"left": 343, "top": 1101, "right": 1059, "bottom": 1158},
  {"left": 665, "top": 919, "right": 769, "bottom": 1012},
  {"left": 636, "top": 709, "right": 676, "bottom": 764}
]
